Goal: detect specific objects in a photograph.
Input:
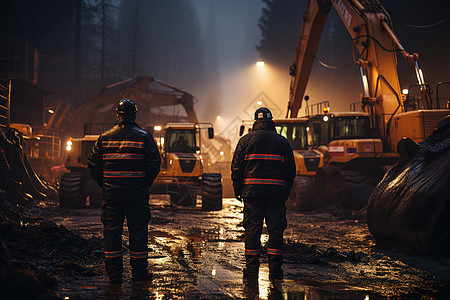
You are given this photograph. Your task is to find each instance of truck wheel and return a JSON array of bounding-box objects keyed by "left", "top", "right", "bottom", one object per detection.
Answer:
[
  {"left": 316, "top": 166, "right": 382, "bottom": 210},
  {"left": 59, "top": 172, "right": 85, "bottom": 208},
  {"left": 286, "top": 176, "right": 314, "bottom": 211},
  {"left": 201, "top": 173, "right": 222, "bottom": 211},
  {"left": 170, "top": 186, "right": 197, "bottom": 207}
]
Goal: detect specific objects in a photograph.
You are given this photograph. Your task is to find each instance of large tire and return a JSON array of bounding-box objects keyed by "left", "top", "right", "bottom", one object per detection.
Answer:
[
  {"left": 286, "top": 176, "right": 314, "bottom": 211},
  {"left": 59, "top": 172, "right": 85, "bottom": 208},
  {"left": 170, "top": 186, "right": 197, "bottom": 207},
  {"left": 201, "top": 173, "right": 222, "bottom": 211},
  {"left": 315, "top": 165, "right": 382, "bottom": 210}
]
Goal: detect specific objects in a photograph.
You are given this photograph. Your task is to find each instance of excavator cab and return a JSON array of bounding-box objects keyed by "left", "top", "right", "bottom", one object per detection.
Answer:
[
  {"left": 275, "top": 120, "right": 308, "bottom": 150},
  {"left": 307, "top": 113, "right": 372, "bottom": 149}
]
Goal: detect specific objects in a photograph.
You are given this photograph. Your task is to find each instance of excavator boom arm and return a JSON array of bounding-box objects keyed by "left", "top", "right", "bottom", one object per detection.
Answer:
[
  {"left": 288, "top": 0, "right": 429, "bottom": 123},
  {"left": 68, "top": 76, "right": 198, "bottom": 136}
]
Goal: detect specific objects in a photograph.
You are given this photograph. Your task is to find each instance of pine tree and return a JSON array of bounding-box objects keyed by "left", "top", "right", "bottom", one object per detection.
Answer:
[{"left": 257, "top": 0, "right": 306, "bottom": 70}]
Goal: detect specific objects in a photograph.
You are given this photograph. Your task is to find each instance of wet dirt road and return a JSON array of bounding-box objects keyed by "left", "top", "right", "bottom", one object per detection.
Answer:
[{"left": 48, "top": 196, "right": 450, "bottom": 299}]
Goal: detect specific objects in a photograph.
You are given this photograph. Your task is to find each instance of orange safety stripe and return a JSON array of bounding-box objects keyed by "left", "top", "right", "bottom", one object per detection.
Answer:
[
  {"left": 267, "top": 248, "right": 283, "bottom": 255},
  {"left": 104, "top": 171, "right": 146, "bottom": 178},
  {"left": 130, "top": 251, "right": 148, "bottom": 259},
  {"left": 244, "top": 154, "right": 284, "bottom": 162},
  {"left": 102, "top": 140, "right": 144, "bottom": 149},
  {"left": 103, "top": 153, "right": 144, "bottom": 160},
  {"left": 244, "top": 178, "right": 285, "bottom": 185},
  {"left": 245, "top": 249, "right": 261, "bottom": 255},
  {"left": 105, "top": 250, "right": 123, "bottom": 258}
]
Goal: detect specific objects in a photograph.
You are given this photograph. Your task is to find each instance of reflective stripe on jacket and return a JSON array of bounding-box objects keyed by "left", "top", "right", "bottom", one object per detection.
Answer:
[
  {"left": 231, "top": 120, "right": 296, "bottom": 199},
  {"left": 88, "top": 120, "right": 161, "bottom": 204}
]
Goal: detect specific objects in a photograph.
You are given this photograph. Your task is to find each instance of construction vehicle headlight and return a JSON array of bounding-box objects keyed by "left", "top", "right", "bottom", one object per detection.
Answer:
[
  {"left": 66, "top": 145, "right": 72, "bottom": 151},
  {"left": 323, "top": 115, "right": 329, "bottom": 122}
]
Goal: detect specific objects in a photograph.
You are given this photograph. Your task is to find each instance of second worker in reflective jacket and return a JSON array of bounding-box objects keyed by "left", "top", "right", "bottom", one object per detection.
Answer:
[
  {"left": 88, "top": 99, "right": 161, "bottom": 284},
  {"left": 231, "top": 107, "right": 295, "bottom": 287}
]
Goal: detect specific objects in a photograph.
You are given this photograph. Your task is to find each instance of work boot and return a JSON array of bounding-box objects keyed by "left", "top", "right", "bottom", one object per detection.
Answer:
[
  {"left": 268, "top": 280, "right": 284, "bottom": 299},
  {"left": 243, "top": 254, "right": 260, "bottom": 279},
  {"left": 131, "top": 257, "right": 152, "bottom": 282},
  {"left": 268, "top": 254, "right": 283, "bottom": 281},
  {"left": 243, "top": 274, "right": 259, "bottom": 300},
  {"left": 105, "top": 256, "right": 123, "bottom": 284}
]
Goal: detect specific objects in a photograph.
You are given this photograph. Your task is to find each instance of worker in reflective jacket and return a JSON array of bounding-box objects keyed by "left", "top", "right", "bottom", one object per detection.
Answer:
[
  {"left": 88, "top": 99, "right": 161, "bottom": 284},
  {"left": 231, "top": 107, "right": 295, "bottom": 287}
]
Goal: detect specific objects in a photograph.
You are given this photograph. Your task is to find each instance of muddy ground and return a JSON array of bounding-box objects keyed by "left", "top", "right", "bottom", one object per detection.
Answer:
[{"left": 2, "top": 196, "right": 450, "bottom": 299}]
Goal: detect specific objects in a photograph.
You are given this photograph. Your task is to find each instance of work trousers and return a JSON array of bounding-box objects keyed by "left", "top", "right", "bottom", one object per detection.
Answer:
[
  {"left": 243, "top": 197, "right": 287, "bottom": 280},
  {"left": 101, "top": 203, "right": 151, "bottom": 280}
]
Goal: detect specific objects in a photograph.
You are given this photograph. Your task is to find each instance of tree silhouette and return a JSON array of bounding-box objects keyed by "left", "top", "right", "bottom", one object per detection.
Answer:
[{"left": 257, "top": 0, "right": 305, "bottom": 70}]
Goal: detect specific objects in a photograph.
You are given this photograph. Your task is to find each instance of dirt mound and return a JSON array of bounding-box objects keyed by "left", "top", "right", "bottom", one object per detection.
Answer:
[
  {"left": 367, "top": 116, "right": 450, "bottom": 255},
  {"left": 0, "top": 203, "right": 102, "bottom": 299}
]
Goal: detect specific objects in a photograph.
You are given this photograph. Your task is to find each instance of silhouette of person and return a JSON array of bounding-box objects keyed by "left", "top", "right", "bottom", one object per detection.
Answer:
[{"left": 173, "top": 135, "right": 189, "bottom": 152}]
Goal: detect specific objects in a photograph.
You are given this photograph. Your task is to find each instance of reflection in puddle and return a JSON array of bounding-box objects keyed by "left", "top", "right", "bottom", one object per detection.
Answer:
[{"left": 251, "top": 266, "right": 374, "bottom": 300}]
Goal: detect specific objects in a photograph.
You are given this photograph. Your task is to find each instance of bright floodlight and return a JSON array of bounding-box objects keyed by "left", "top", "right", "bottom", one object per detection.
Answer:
[
  {"left": 402, "top": 89, "right": 409, "bottom": 95},
  {"left": 256, "top": 61, "right": 264, "bottom": 66}
]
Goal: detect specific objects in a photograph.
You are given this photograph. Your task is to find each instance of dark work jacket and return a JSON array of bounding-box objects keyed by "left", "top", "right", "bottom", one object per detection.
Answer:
[
  {"left": 231, "top": 119, "right": 296, "bottom": 200},
  {"left": 87, "top": 120, "right": 161, "bottom": 205}
]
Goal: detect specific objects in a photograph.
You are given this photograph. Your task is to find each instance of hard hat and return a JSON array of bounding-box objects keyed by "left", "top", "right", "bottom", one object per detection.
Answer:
[
  {"left": 116, "top": 98, "right": 138, "bottom": 114},
  {"left": 254, "top": 107, "right": 272, "bottom": 120}
]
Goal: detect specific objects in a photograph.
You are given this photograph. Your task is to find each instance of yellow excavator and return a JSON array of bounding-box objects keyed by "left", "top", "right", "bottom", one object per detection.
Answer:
[
  {"left": 283, "top": 0, "right": 449, "bottom": 210},
  {"left": 59, "top": 77, "right": 222, "bottom": 210}
]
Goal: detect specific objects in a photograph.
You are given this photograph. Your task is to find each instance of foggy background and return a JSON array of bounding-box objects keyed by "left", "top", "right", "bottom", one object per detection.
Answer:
[{"left": 1, "top": 0, "right": 449, "bottom": 147}]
